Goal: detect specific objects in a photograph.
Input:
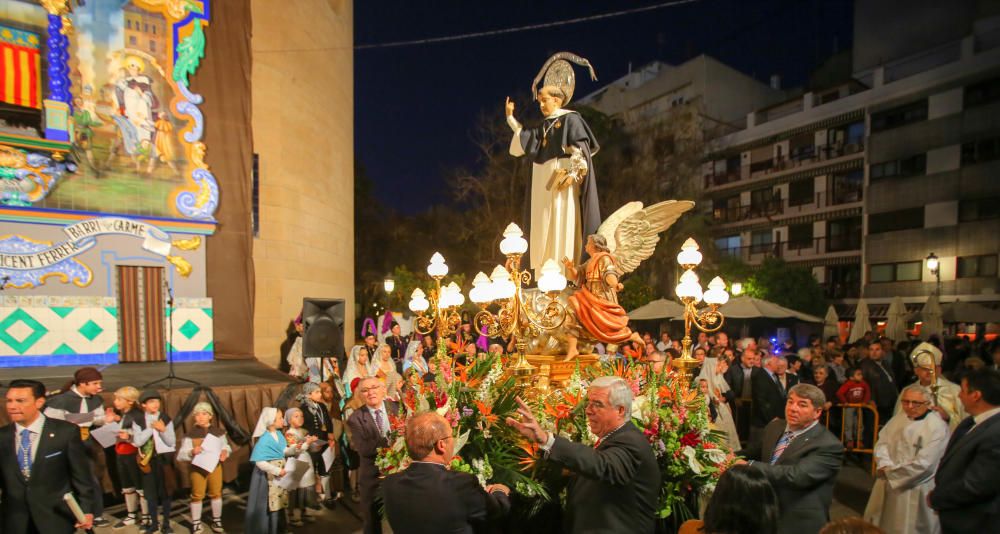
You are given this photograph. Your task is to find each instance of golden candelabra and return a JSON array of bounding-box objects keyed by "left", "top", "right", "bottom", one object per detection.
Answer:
[
  {"left": 672, "top": 238, "right": 730, "bottom": 383},
  {"left": 469, "top": 223, "right": 570, "bottom": 379},
  {"left": 408, "top": 252, "right": 463, "bottom": 350}
]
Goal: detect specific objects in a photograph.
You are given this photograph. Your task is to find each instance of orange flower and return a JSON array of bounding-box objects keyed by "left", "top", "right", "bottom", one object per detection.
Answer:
[
  {"left": 517, "top": 441, "right": 539, "bottom": 471},
  {"left": 456, "top": 363, "right": 482, "bottom": 388},
  {"left": 562, "top": 390, "right": 581, "bottom": 406},
  {"left": 474, "top": 400, "right": 498, "bottom": 428},
  {"left": 544, "top": 401, "right": 573, "bottom": 421}
]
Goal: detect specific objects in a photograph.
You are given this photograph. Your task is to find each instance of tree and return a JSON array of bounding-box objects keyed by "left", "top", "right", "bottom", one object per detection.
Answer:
[{"left": 711, "top": 256, "right": 827, "bottom": 316}]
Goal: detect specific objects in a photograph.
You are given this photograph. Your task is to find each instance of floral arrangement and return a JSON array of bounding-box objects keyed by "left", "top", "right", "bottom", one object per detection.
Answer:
[{"left": 375, "top": 350, "right": 735, "bottom": 522}]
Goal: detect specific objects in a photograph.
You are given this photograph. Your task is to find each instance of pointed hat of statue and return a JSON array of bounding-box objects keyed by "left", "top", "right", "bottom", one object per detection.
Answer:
[{"left": 532, "top": 52, "right": 598, "bottom": 105}]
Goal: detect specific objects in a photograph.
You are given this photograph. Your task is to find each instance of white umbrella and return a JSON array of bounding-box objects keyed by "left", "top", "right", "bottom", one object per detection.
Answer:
[
  {"left": 822, "top": 305, "right": 840, "bottom": 342},
  {"left": 848, "top": 298, "right": 870, "bottom": 343},
  {"left": 627, "top": 298, "right": 686, "bottom": 320},
  {"left": 920, "top": 294, "right": 944, "bottom": 340},
  {"left": 884, "top": 296, "right": 908, "bottom": 342},
  {"left": 940, "top": 300, "right": 1000, "bottom": 324},
  {"left": 715, "top": 296, "right": 823, "bottom": 322}
]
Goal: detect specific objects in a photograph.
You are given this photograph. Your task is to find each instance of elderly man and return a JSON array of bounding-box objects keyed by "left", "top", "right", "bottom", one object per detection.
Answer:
[
  {"left": 749, "top": 355, "right": 788, "bottom": 443},
  {"left": 930, "top": 368, "right": 1000, "bottom": 533},
  {"left": 383, "top": 412, "right": 510, "bottom": 534},
  {"left": 738, "top": 384, "right": 844, "bottom": 534},
  {"left": 864, "top": 384, "right": 948, "bottom": 534},
  {"left": 507, "top": 376, "right": 659, "bottom": 533},
  {"left": 347, "top": 377, "right": 400, "bottom": 534},
  {"left": 897, "top": 342, "right": 965, "bottom": 432}
]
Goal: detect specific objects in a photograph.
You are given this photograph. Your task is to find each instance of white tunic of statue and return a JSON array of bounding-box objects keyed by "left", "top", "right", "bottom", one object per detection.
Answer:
[
  {"left": 863, "top": 410, "right": 948, "bottom": 534},
  {"left": 508, "top": 109, "right": 582, "bottom": 273}
]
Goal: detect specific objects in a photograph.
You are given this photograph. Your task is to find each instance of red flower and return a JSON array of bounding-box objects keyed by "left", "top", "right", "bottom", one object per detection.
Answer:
[
  {"left": 680, "top": 431, "right": 701, "bottom": 448},
  {"left": 435, "top": 390, "right": 449, "bottom": 408}
]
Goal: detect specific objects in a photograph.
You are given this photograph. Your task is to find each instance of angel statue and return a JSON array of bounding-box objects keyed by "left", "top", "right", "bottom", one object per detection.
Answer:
[
  {"left": 505, "top": 52, "right": 600, "bottom": 277},
  {"left": 559, "top": 200, "right": 694, "bottom": 359}
]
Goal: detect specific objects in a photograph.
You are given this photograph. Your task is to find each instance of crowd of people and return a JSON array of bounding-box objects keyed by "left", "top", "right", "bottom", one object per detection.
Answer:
[{"left": 2, "top": 320, "right": 999, "bottom": 534}]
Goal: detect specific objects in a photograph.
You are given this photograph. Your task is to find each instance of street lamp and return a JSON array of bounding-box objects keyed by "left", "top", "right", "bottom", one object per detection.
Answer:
[
  {"left": 408, "top": 253, "right": 462, "bottom": 356},
  {"left": 673, "top": 238, "right": 729, "bottom": 383},
  {"left": 730, "top": 282, "right": 743, "bottom": 296},
  {"left": 383, "top": 276, "right": 395, "bottom": 294},
  {"left": 926, "top": 252, "right": 941, "bottom": 294}
]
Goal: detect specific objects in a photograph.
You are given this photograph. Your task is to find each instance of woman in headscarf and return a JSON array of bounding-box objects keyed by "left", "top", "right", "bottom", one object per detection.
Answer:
[
  {"left": 697, "top": 355, "right": 742, "bottom": 451},
  {"left": 245, "top": 408, "right": 311, "bottom": 534},
  {"left": 402, "top": 339, "right": 428, "bottom": 376},
  {"left": 375, "top": 344, "right": 402, "bottom": 401},
  {"left": 343, "top": 346, "right": 375, "bottom": 395}
]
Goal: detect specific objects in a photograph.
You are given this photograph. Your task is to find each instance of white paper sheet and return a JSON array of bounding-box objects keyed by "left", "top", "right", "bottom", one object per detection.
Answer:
[
  {"left": 90, "top": 421, "right": 121, "bottom": 448},
  {"left": 191, "top": 433, "right": 223, "bottom": 473},
  {"left": 322, "top": 444, "right": 336, "bottom": 471},
  {"left": 153, "top": 421, "right": 175, "bottom": 453},
  {"left": 64, "top": 411, "right": 95, "bottom": 425},
  {"left": 277, "top": 457, "right": 312, "bottom": 490}
]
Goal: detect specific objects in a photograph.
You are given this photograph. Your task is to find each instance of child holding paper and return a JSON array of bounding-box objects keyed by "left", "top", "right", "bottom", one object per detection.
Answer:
[
  {"left": 283, "top": 407, "right": 319, "bottom": 526},
  {"left": 300, "top": 383, "right": 336, "bottom": 506},
  {"left": 134, "top": 389, "right": 176, "bottom": 534},
  {"left": 245, "top": 408, "right": 312, "bottom": 534},
  {"left": 177, "top": 402, "right": 232, "bottom": 533},
  {"left": 104, "top": 386, "right": 150, "bottom": 528}
]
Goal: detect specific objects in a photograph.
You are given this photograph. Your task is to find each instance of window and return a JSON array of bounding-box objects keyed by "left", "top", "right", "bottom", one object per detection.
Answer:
[
  {"left": 788, "top": 179, "right": 814, "bottom": 207},
  {"left": 127, "top": 19, "right": 132, "bottom": 29},
  {"left": 150, "top": 40, "right": 156, "bottom": 52},
  {"left": 829, "top": 170, "right": 863, "bottom": 205},
  {"left": 144, "top": 23, "right": 149, "bottom": 32},
  {"left": 965, "top": 76, "right": 1000, "bottom": 108},
  {"left": 830, "top": 121, "right": 865, "bottom": 147},
  {"left": 961, "top": 136, "right": 1000, "bottom": 166},
  {"left": 712, "top": 195, "right": 740, "bottom": 223},
  {"left": 827, "top": 217, "right": 862, "bottom": 252},
  {"left": 788, "top": 224, "right": 813, "bottom": 250},
  {"left": 152, "top": 25, "right": 157, "bottom": 35},
  {"left": 714, "top": 235, "right": 741, "bottom": 257},
  {"left": 871, "top": 100, "right": 928, "bottom": 132},
  {"left": 957, "top": 255, "right": 998, "bottom": 278},
  {"left": 750, "top": 230, "right": 773, "bottom": 254},
  {"left": 870, "top": 153, "right": 927, "bottom": 180},
  {"left": 959, "top": 197, "right": 1000, "bottom": 222},
  {"left": 870, "top": 261, "right": 922, "bottom": 283},
  {"left": 129, "top": 35, "right": 137, "bottom": 45},
  {"left": 869, "top": 207, "right": 924, "bottom": 234}
]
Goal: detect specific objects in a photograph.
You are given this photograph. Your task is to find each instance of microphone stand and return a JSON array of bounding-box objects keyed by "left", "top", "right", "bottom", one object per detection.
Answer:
[{"left": 144, "top": 279, "right": 200, "bottom": 389}]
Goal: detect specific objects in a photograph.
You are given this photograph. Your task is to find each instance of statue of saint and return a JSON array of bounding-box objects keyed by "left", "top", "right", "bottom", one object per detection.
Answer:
[{"left": 505, "top": 53, "right": 601, "bottom": 276}]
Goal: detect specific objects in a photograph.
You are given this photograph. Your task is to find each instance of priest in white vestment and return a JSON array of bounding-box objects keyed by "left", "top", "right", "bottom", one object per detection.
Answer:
[
  {"left": 894, "top": 342, "right": 966, "bottom": 432},
  {"left": 865, "top": 384, "right": 949, "bottom": 534}
]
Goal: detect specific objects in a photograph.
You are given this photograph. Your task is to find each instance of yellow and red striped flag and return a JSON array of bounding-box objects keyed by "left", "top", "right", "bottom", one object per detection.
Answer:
[{"left": 0, "top": 25, "right": 42, "bottom": 110}]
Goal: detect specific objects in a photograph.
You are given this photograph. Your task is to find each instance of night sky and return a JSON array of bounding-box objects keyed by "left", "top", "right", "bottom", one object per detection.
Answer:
[{"left": 355, "top": 0, "right": 854, "bottom": 213}]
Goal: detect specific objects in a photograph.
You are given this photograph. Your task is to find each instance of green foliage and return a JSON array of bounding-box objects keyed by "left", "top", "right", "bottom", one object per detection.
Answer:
[
  {"left": 173, "top": 21, "right": 205, "bottom": 87},
  {"left": 618, "top": 276, "right": 656, "bottom": 312},
  {"left": 712, "top": 256, "right": 826, "bottom": 316}
]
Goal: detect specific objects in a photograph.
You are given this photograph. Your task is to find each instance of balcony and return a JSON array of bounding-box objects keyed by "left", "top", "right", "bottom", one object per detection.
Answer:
[
  {"left": 703, "top": 142, "right": 865, "bottom": 189},
  {"left": 717, "top": 235, "right": 862, "bottom": 263},
  {"left": 712, "top": 190, "right": 864, "bottom": 225},
  {"left": 822, "top": 280, "right": 861, "bottom": 299}
]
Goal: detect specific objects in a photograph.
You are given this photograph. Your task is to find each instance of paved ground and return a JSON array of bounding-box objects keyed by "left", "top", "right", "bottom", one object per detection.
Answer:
[{"left": 89, "top": 460, "right": 874, "bottom": 534}]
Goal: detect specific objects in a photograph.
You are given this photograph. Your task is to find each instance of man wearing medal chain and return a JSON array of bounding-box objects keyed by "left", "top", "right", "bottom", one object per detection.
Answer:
[
  {"left": 505, "top": 52, "right": 601, "bottom": 277},
  {"left": 507, "top": 375, "right": 659, "bottom": 533}
]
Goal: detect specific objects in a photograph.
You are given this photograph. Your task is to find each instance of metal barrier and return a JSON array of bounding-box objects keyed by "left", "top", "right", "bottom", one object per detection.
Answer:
[{"left": 827, "top": 402, "right": 880, "bottom": 476}]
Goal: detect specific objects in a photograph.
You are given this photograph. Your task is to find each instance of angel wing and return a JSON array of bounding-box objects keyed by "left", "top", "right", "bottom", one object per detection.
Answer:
[{"left": 604, "top": 200, "right": 696, "bottom": 274}]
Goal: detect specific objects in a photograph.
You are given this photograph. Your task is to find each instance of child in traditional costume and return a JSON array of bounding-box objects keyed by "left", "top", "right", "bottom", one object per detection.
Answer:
[
  {"left": 133, "top": 389, "right": 177, "bottom": 534},
  {"left": 246, "top": 408, "right": 311, "bottom": 534},
  {"left": 106, "top": 386, "right": 149, "bottom": 528},
  {"left": 177, "top": 402, "right": 232, "bottom": 533},
  {"left": 284, "top": 407, "right": 319, "bottom": 526}
]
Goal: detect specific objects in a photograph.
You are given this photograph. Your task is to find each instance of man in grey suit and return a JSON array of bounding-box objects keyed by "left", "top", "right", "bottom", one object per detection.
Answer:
[
  {"left": 930, "top": 368, "right": 1000, "bottom": 534},
  {"left": 347, "top": 377, "right": 400, "bottom": 534},
  {"left": 507, "top": 376, "right": 660, "bottom": 533},
  {"left": 0, "top": 379, "right": 95, "bottom": 533},
  {"left": 738, "top": 383, "right": 844, "bottom": 534}
]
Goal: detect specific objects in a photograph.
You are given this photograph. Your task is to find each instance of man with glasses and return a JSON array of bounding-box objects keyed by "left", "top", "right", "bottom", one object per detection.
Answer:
[
  {"left": 864, "top": 384, "right": 947, "bottom": 534},
  {"left": 383, "top": 412, "right": 510, "bottom": 533},
  {"left": 507, "top": 376, "right": 659, "bottom": 533},
  {"left": 347, "top": 377, "right": 399, "bottom": 534}
]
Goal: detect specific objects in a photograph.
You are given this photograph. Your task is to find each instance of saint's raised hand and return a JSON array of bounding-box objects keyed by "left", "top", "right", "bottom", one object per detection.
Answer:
[{"left": 505, "top": 97, "right": 515, "bottom": 117}]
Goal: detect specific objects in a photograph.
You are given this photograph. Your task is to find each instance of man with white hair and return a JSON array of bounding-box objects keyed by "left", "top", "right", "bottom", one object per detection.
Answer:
[
  {"left": 507, "top": 376, "right": 660, "bottom": 533},
  {"left": 864, "top": 384, "right": 948, "bottom": 534},
  {"left": 897, "top": 342, "right": 965, "bottom": 432}
]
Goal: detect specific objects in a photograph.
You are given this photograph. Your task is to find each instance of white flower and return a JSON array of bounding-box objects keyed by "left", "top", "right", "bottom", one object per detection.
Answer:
[
  {"left": 682, "top": 446, "right": 703, "bottom": 474},
  {"left": 631, "top": 395, "right": 650, "bottom": 424},
  {"left": 704, "top": 447, "right": 727, "bottom": 464}
]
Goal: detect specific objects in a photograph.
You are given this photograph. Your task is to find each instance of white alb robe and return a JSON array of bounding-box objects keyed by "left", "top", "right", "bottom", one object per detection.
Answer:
[{"left": 864, "top": 410, "right": 949, "bottom": 534}]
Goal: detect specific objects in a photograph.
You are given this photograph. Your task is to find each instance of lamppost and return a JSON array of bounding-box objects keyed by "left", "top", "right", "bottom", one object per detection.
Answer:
[
  {"left": 468, "top": 223, "right": 569, "bottom": 378},
  {"left": 408, "top": 253, "right": 464, "bottom": 356},
  {"left": 730, "top": 282, "right": 743, "bottom": 296},
  {"left": 926, "top": 252, "right": 941, "bottom": 295},
  {"left": 672, "top": 238, "right": 730, "bottom": 382}
]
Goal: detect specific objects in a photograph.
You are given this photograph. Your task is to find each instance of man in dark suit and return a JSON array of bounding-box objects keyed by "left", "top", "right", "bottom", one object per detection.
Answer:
[
  {"left": 1, "top": 379, "right": 95, "bottom": 533},
  {"left": 739, "top": 383, "right": 844, "bottom": 534},
  {"left": 508, "top": 375, "right": 660, "bottom": 533},
  {"left": 930, "top": 368, "right": 1000, "bottom": 533},
  {"left": 725, "top": 348, "right": 759, "bottom": 442},
  {"left": 383, "top": 411, "right": 510, "bottom": 533},
  {"left": 750, "top": 355, "right": 788, "bottom": 442},
  {"left": 385, "top": 323, "right": 408, "bottom": 374},
  {"left": 347, "top": 376, "right": 400, "bottom": 534}
]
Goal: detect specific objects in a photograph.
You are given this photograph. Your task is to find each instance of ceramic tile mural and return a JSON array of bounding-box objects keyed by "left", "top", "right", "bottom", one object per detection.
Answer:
[{"left": 0, "top": 296, "right": 213, "bottom": 367}]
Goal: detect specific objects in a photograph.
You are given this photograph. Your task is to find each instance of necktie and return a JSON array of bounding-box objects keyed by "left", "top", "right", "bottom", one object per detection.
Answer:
[
  {"left": 374, "top": 409, "right": 386, "bottom": 435},
  {"left": 770, "top": 431, "right": 794, "bottom": 464},
  {"left": 18, "top": 429, "right": 32, "bottom": 478}
]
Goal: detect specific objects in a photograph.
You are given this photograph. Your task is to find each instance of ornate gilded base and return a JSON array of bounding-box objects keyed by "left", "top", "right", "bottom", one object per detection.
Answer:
[{"left": 524, "top": 354, "right": 600, "bottom": 389}]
